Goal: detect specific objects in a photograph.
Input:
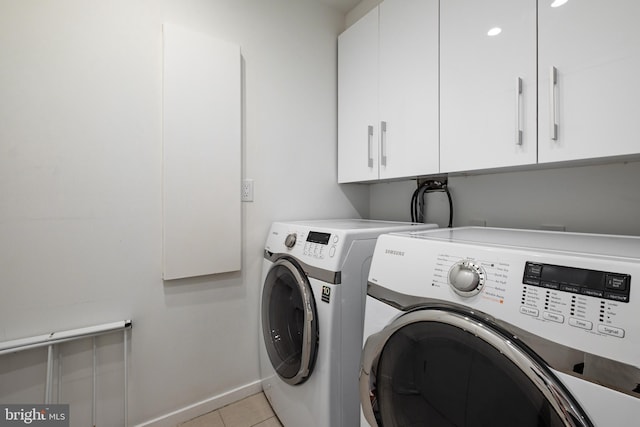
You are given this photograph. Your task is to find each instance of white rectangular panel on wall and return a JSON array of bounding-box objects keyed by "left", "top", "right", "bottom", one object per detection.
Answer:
[{"left": 162, "top": 24, "right": 241, "bottom": 280}]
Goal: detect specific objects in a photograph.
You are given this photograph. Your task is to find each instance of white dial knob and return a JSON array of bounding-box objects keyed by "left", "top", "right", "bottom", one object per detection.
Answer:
[
  {"left": 284, "top": 233, "right": 297, "bottom": 249},
  {"left": 448, "top": 260, "right": 485, "bottom": 297}
]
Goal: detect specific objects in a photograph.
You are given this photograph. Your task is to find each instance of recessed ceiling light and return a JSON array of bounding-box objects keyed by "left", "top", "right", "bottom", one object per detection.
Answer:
[
  {"left": 551, "top": 0, "right": 569, "bottom": 8},
  {"left": 487, "top": 27, "right": 502, "bottom": 37}
]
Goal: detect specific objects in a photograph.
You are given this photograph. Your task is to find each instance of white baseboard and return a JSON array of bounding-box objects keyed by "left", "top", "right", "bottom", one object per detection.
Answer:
[{"left": 134, "top": 380, "right": 263, "bottom": 427}]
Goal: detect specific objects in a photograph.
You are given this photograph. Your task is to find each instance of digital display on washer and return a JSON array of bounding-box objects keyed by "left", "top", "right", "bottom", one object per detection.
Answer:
[
  {"left": 306, "top": 231, "right": 331, "bottom": 245},
  {"left": 523, "top": 262, "right": 630, "bottom": 302}
]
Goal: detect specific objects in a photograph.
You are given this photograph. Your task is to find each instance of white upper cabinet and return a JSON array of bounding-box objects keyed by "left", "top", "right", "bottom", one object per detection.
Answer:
[
  {"left": 538, "top": 0, "right": 640, "bottom": 163},
  {"left": 338, "top": 8, "right": 379, "bottom": 183},
  {"left": 378, "top": 0, "right": 439, "bottom": 180},
  {"left": 340, "top": 1, "right": 640, "bottom": 180},
  {"left": 338, "top": 0, "right": 439, "bottom": 183},
  {"left": 440, "top": 0, "right": 537, "bottom": 173}
]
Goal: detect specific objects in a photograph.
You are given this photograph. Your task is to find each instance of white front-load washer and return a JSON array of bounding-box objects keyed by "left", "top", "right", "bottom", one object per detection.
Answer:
[
  {"left": 360, "top": 227, "right": 640, "bottom": 426},
  {"left": 259, "top": 219, "right": 438, "bottom": 427}
]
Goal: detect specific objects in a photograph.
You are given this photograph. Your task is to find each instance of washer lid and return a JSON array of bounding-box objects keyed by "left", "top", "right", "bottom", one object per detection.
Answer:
[
  {"left": 399, "top": 226, "right": 640, "bottom": 260},
  {"left": 280, "top": 218, "right": 432, "bottom": 231}
]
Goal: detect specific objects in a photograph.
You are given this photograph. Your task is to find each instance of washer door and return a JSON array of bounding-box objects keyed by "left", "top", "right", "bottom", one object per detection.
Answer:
[
  {"left": 360, "top": 307, "right": 592, "bottom": 427},
  {"left": 262, "top": 258, "right": 319, "bottom": 385}
]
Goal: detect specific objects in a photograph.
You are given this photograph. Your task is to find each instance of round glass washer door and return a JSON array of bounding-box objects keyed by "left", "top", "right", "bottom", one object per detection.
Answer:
[
  {"left": 262, "top": 258, "right": 319, "bottom": 385},
  {"left": 360, "top": 307, "right": 592, "bottom": 427}
]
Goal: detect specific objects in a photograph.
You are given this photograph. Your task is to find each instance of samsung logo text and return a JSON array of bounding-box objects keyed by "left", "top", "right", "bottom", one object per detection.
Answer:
[{"left": 384, "top": 249, "right": 405, "bottom": 257}]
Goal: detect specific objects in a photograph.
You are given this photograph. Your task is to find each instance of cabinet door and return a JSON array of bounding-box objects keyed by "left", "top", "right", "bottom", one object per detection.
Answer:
[
  {"left": 162, "top": 24, "right": 241, "bottom": 279},
  {"left": 378, "top": 0, "right": 439, "bottom": 179},
  {"left": 538, "top": 0, "right": 640, "bottom": 163},
  {"left": 440, "top": 0, "right": 537, "bottom": 173},
  {"left": 338, "top": 8, "right": 379, "bottom": 183}
]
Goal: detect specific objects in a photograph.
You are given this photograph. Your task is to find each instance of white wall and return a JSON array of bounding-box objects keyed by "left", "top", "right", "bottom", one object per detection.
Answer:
[
  {"left": 345, "top": 0, "right": 381, "bottom": 27},
  {"left": 370, "top": 161, "right": 640, "bottom": 236},
  {"left": 0, "top": 0, "right": 368, "bottom": 425}
]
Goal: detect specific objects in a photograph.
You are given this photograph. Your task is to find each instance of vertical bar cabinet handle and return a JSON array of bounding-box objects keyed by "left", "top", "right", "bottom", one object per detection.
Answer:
[
  {"left": 367, "top": 125, "right": 374, "bottom": 168},
  {"left": 550, "top": 66, "right": 558, "bottom": 140},
  {"left": 516, "top": 77, "right": 523, "bottom": 145},
  {"left": 380, "top": 121, "right": 387, "bottom": 166}
]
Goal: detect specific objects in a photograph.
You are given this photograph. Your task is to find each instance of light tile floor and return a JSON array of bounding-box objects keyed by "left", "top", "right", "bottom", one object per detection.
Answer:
[{"left": 179, "top": 392, "right": 282, "bottom": 427}]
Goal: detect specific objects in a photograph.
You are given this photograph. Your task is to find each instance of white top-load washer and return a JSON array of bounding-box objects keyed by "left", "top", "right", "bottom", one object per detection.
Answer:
[
  {"left": 259, "top": 219, "right": 437, "bottom": 427},
  {"left": 361, "top": 227, "right": 640, "bottom": 426}
]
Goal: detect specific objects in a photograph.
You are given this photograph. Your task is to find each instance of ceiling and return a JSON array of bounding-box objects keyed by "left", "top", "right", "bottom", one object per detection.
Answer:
[{"left": 315, "top": 0, "right": 362, "bottom": 13}]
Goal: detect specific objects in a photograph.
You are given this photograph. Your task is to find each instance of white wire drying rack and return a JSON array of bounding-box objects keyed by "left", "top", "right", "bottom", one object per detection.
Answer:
[{"left": 0, "top": 320, "right": 132, "bottom": 427}]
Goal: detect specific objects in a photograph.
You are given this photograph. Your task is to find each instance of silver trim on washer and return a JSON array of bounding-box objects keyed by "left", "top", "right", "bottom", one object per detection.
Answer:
[
  {"left": 367, "top": 281, "right": 483, "bottom": 315},
  {"left": 360, "top": 282, "right": 592, "bottom": 427},
  {"left": 264, "top": 250, "right": 341, "bottom": 284},
  {"left": 265, "top": 258, "right": 316, "bottom": 385}
]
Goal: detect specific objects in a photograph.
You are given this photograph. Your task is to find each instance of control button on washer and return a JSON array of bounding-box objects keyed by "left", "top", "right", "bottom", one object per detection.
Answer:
[
  {"left": 543, "top": 312, "right": 565, "bottom": 323},
  {"left": 541, "top": 281, "right": 560, "bottom": 290},
  {"left": 597, "top": 324, "right": 625, "bottom": 338},
  {"left": 329, "top": 246, "right": 336, "bottom": 257},
  {"left": 581, "top": 288, "right": 604, "bottom": 298},
  {"left": 604, "top": 292, "right": 629, "bottom": 303},
  {"left": 520, "top": 306, "right": 539, "bottom": 317},
  {"left": 605, "top": 274, "right": 628, "bottom": 291},
  {"left": 569, "top": 318, "right": 593, "bottom": 330},
  {"left": 560, "top": 284, "right": 581, "bottom": 294},
  {"left": 448, "top": 260, "right": 485, "bottom": 297},
  {"left": 525, "top": 263, "right": 543, "bottom": 277},
  {"left": 333, "top": 235, "right": 339, "bottom": 243},
  {"left": 284, "top": 233, "right": 297, "bottom": 249}
]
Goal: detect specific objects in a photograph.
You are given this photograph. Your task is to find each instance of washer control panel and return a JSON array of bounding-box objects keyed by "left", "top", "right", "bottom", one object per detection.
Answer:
[
  {"left": 302, "top": 230, "right": 338, "bottom": 260},
  {"left": 520, "top": 261, "right": 631, "bottom": 339},
  {"left": 275, "top": 229, "right": 340, "bottom": 263},
  {"left": 523, "top": 262, "right": 630, "bottom": 303},
  {"left": 426, "top": 252, "right": 636, "bottom": 365}
]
